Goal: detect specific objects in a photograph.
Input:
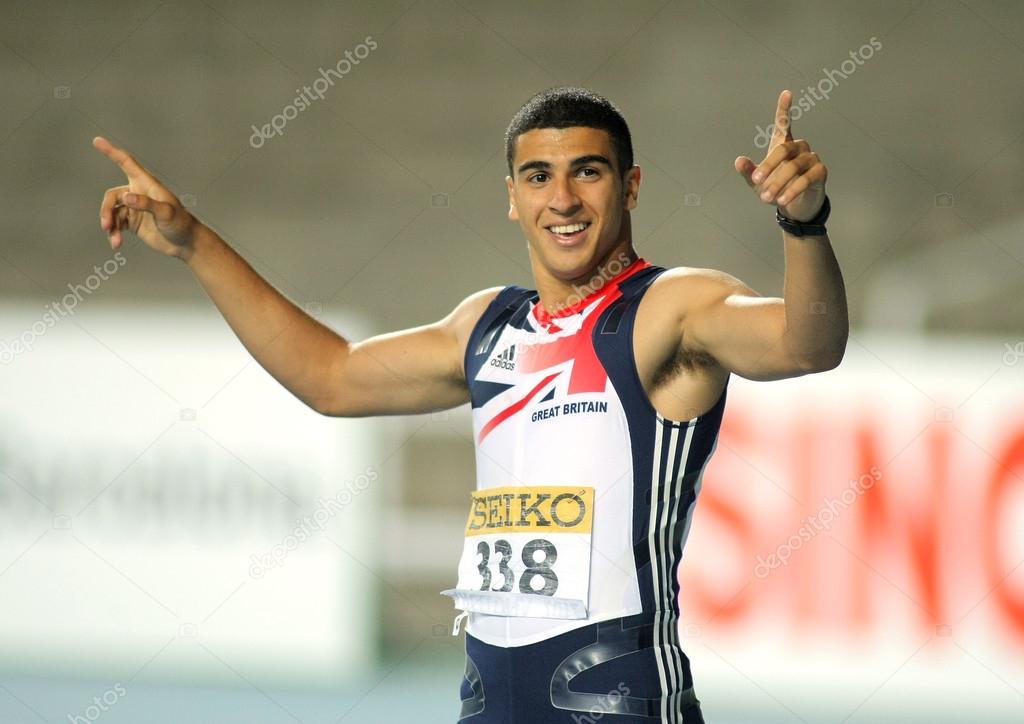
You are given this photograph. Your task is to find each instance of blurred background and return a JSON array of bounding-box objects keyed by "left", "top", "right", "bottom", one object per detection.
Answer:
[{"left": 1, "top": 0, "right": 1023, "bottom": 722}]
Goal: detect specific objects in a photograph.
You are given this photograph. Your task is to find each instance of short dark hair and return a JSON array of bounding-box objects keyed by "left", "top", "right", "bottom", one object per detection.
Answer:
[{"left": 504, "top": 86, "right": 633, "bottom": 178}]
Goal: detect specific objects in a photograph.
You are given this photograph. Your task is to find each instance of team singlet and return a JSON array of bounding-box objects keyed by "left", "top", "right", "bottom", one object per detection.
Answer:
[{"left": 445, "top": 256, "right": 729, "bottom": 648}]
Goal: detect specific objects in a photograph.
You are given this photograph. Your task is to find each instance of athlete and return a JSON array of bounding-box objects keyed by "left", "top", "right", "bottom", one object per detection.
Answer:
[{"left": 93, "top": 86, "right": 847, "bottom": 723}]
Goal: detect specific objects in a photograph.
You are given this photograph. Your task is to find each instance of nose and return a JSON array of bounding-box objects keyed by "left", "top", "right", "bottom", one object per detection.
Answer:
[{"left": 548, "top": 174, "right": 581, "bottom": 216}]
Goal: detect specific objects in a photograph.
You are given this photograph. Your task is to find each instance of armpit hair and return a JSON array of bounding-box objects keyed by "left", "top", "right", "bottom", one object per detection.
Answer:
[{"left": 650, "top": 342, "right": 719, "bottom": 390}]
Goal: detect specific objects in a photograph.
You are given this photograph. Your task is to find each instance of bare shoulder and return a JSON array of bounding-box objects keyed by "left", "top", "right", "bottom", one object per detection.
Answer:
[
  {"left": 634, "top": 266, "right": 735, "bottom": 419},
  {"left": 641, "top": 265, "right": 761, "bottom": 366},
  {"left": 440, "top": 285, "right": 505, "bottom": 353},
  {"left": 646, "top": 265, "right": 760, "bottom": 313},
  {"left": 643, "top": 266, "right": 760, "bottom": 336},
  {"left": 634, "top": 266, "right": 741, "bottom": 370}
]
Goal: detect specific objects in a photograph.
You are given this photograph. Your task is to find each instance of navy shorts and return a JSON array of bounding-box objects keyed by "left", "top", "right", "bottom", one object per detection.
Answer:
[{"left": 457, "top": 616, "right": 705, "bottom": 723}]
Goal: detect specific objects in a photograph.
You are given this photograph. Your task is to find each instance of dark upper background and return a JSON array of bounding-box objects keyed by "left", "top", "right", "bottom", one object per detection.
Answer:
[{"left": 2, "top": 0, "right": 1022, "bottom": 336}]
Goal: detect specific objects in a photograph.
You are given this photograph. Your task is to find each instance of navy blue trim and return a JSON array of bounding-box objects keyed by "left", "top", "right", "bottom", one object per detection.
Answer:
[
  {"left": 590, "top": 263, "right": 667, "bottom": 622},
  {"left": 459, "top": 263, "right": 728, "bottom": 722},
  {"left": 590, "top": 263, "right": 728, "bottom": 708},
  {"left": 462, "top": 618, "right": 706, "bottom": 723},
  {"left": 464, "top": 285, "right": 535, "bottom": 409}
]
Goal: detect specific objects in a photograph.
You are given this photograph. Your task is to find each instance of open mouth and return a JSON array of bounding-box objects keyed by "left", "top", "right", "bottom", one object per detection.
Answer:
[{"left": 545, "top": 221, "right": 591, "bottom": 246}]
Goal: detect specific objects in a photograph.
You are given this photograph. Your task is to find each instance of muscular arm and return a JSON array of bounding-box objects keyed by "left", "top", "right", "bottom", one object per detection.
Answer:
[
  {"left": 184, "top": 226, "right": 501, "bottom": 417},
  {"left": 669, "top": 230, "right": 848, "bottom": 382},
  {"left": 318, "top": 285, "right": 503, "bottom": 417},
  {"left": 93, "top": 135, "right": 501, "bottom": 419},
  {"left": 699, "top": 88, "right": 848, "bottom": 380}
]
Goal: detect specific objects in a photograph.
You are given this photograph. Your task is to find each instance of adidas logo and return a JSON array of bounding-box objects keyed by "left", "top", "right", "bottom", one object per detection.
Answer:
[{"left": 489, "top": 345, "right": 516, "bottom": 371}]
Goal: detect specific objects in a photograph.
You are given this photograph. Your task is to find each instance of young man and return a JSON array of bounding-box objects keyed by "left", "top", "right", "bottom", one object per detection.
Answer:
[{"left": 94, "top": 86, "right": 846, "bottom": 723}]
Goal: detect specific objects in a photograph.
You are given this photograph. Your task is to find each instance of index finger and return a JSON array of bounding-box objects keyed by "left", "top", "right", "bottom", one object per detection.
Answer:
[
  {"left": 91, "top": 136, "right": 153, "bottom": 182},
  {"left": 771, "top": 89, "right": 794, "bottom": 145}
]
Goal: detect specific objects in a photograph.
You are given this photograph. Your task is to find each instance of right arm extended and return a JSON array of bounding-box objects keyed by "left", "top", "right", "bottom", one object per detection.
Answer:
[
  {"left": 93, "top": 136, "right": 501, "bottom": 417},
  {"left": 182, "top": 225, "right": 501, "bottom": 416}
]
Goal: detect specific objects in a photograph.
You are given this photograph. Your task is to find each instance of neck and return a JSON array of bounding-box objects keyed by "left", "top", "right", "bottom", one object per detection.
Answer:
[{"left": 534, "top": 237, "right": 639, "bottom": 316}]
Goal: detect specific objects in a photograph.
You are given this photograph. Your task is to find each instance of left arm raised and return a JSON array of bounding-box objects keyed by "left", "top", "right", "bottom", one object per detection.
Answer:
[
  {"left": 676, "top": 229, "right": 848, "bottom": 382},
  {"left": 680, "top": 88, "right": 848, "bottom": 381}
]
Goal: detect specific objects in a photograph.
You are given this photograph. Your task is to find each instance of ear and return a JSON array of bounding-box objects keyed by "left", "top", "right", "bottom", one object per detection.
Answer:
[
  {"left": 506, "top": 175, "right": 519, "bottom": 221},
  {"left": 623, "top": 165, "right": 641, "bottom": 211}
]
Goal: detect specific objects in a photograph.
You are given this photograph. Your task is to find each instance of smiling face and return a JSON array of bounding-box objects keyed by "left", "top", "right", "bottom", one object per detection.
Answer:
[{"left": 506, "top": 126, "right": 641, "bottom": 293}]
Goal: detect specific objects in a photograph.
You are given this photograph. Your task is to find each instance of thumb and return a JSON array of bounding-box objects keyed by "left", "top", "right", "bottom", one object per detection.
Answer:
[
  {"left": 734, "top": 156, "right": 757, "bottom": 188},
  {"left": 122, "top": 192, "right": 176, "bottom": 224}
]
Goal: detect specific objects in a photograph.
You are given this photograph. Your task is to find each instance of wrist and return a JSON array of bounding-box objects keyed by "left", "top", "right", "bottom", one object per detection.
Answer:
[
  {"left": 776, "top": 194, "right": 830, "bottom": 237},
  {"left": 179, "top": 222, "right": 218, "bottom": 266}
]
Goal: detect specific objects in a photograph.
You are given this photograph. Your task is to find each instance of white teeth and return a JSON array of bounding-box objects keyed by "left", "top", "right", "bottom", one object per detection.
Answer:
[{"left": 548, "top": 222, "right": 589, "bottom": 234}]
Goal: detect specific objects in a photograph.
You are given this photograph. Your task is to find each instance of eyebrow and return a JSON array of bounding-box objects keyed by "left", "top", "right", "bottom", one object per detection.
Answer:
[{"left": 516, "top": 154, "right": 614, "bottom": 176}]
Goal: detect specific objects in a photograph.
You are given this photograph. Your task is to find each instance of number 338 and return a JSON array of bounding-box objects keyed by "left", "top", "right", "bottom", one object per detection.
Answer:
[{"left": 477, "top": 538, "right": 559, "bottom": 596}]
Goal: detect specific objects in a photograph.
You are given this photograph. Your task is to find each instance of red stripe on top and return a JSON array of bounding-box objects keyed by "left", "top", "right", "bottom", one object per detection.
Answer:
[
  {"left": 531, "top": 256, "right": 650, "bottom": 329},
  {"left": 478, "top": 371, "right": 560, "bottom": 444},
  {"left": 477, "top": 256, "right": 652, "bottom": 444}
]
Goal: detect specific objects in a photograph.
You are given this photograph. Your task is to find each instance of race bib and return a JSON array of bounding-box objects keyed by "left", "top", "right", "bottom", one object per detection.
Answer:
[{"left": 440, "top": 485, "right": 595, "bottom": 620}]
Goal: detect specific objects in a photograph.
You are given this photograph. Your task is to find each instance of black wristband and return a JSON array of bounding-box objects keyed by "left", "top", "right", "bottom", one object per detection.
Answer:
[{"left": 776, "top": 194, "right": 830, "bottom": 237}]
